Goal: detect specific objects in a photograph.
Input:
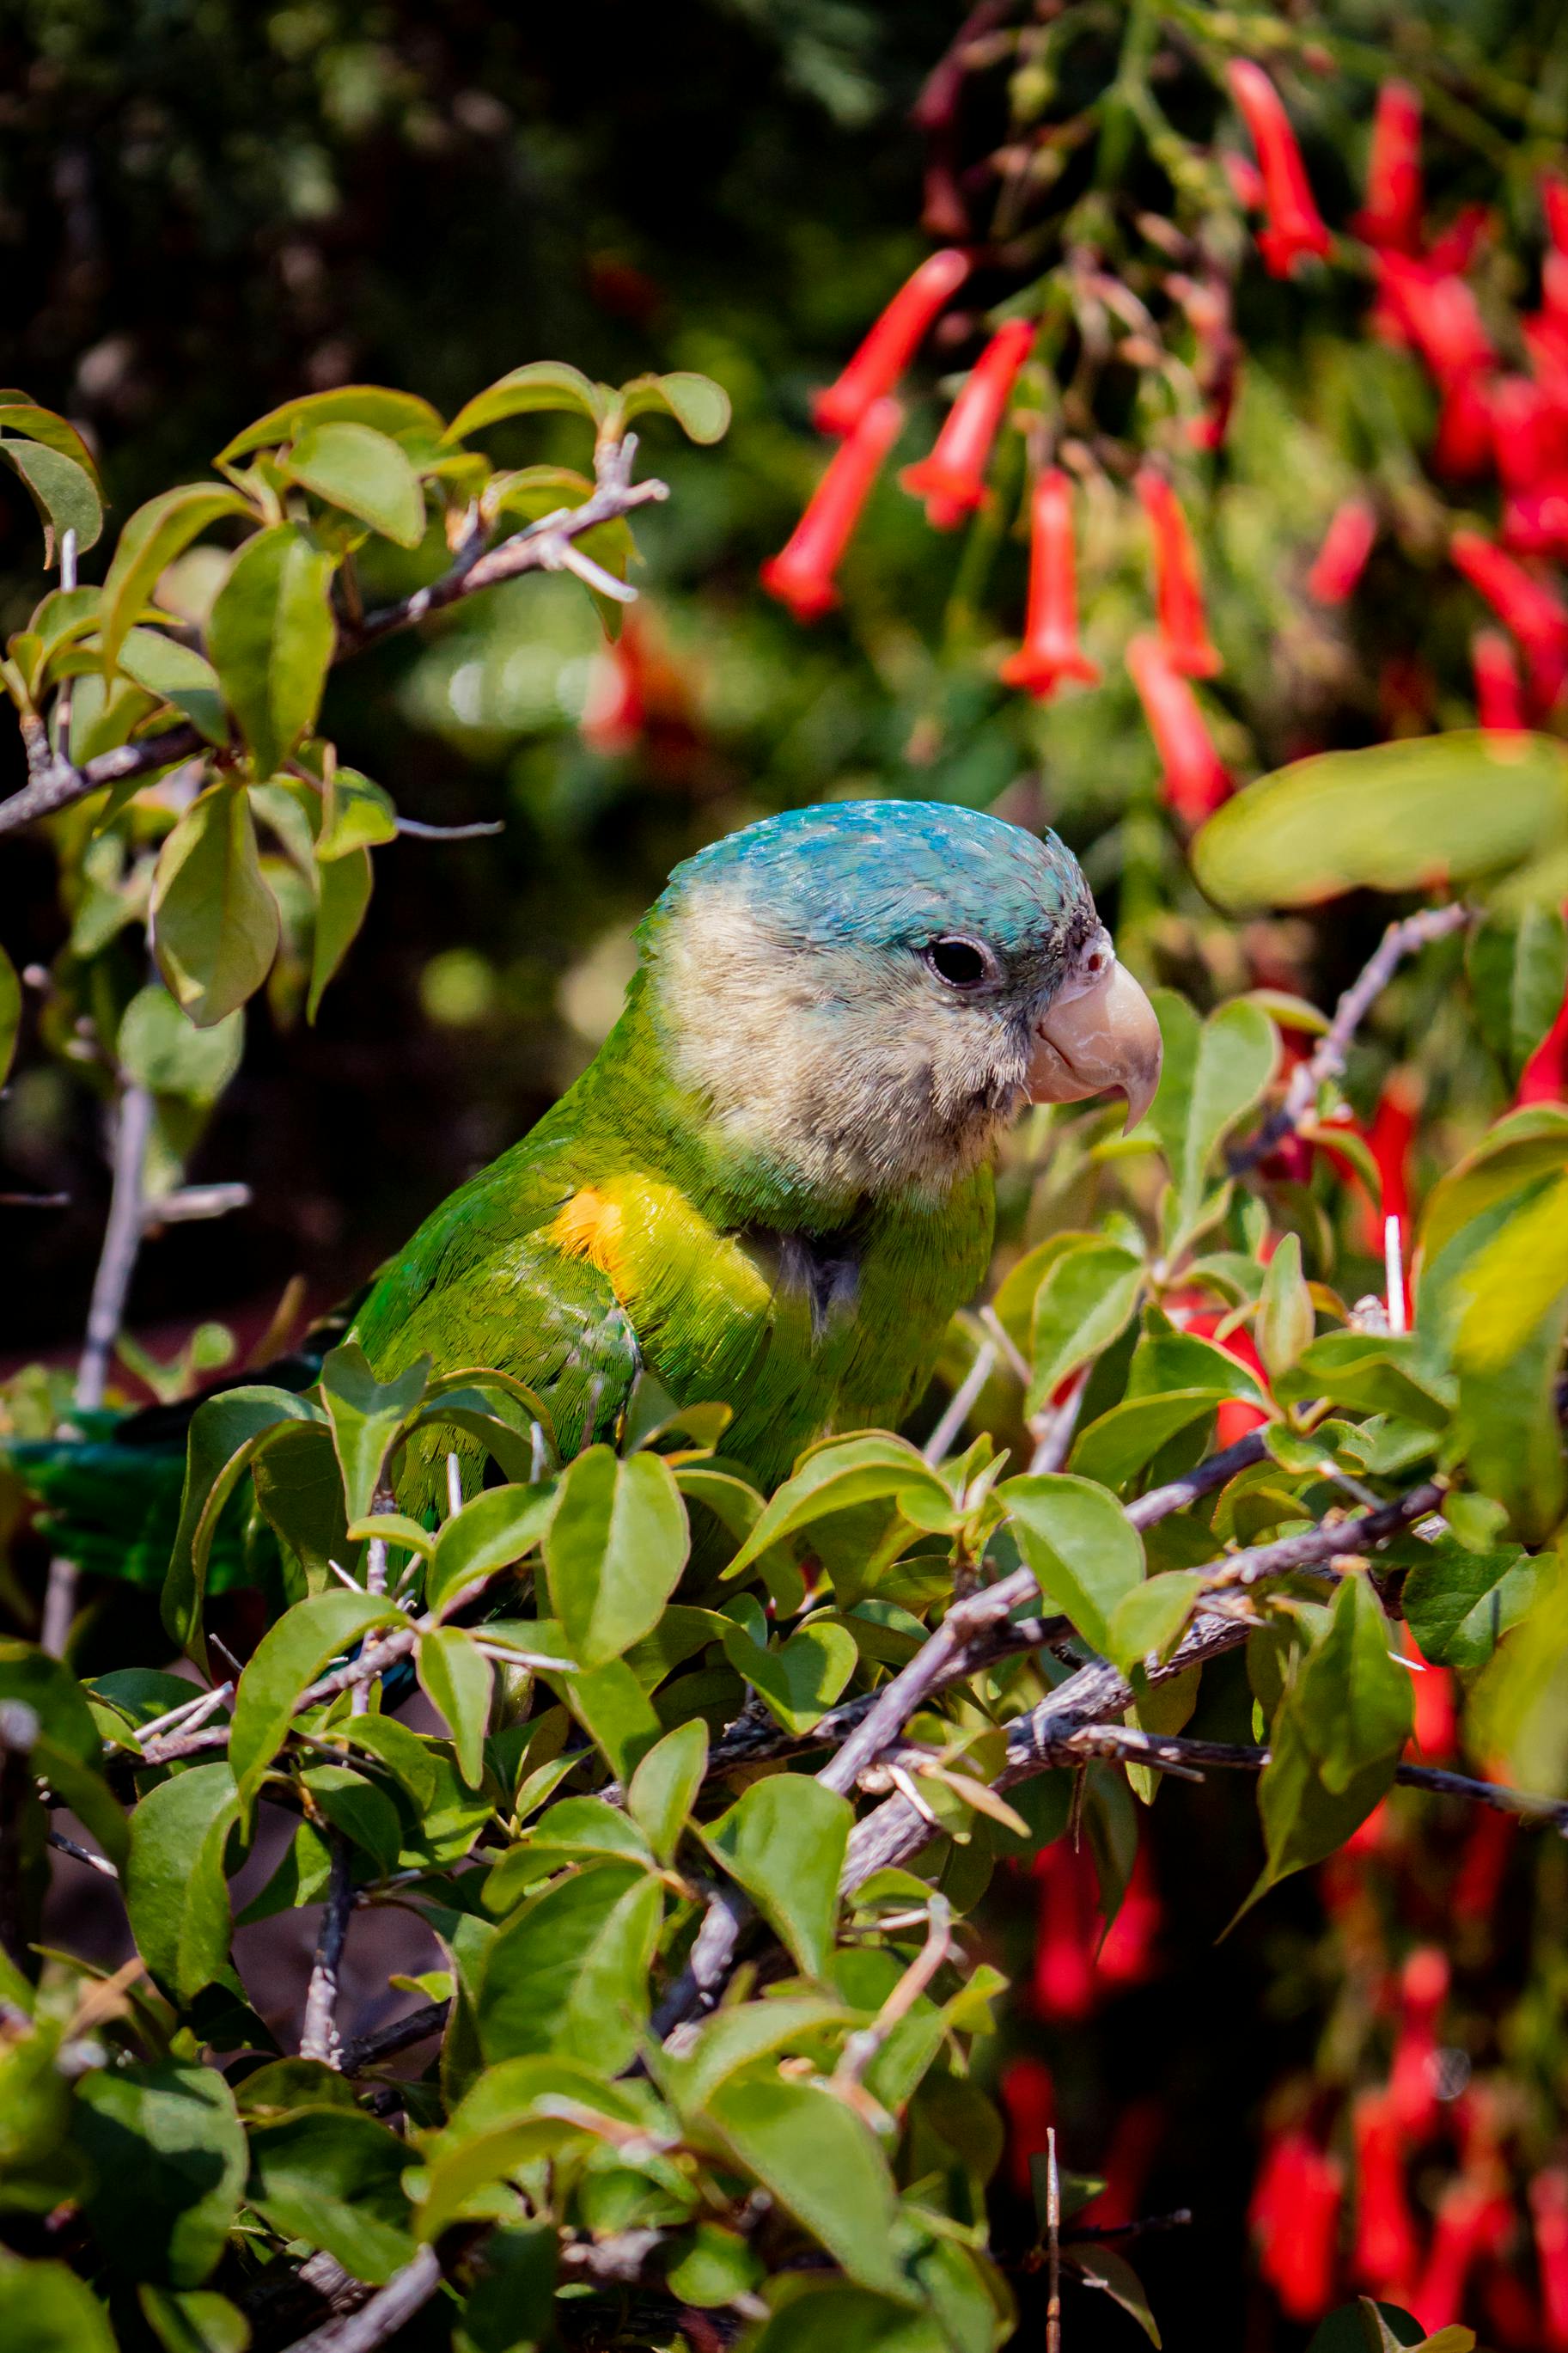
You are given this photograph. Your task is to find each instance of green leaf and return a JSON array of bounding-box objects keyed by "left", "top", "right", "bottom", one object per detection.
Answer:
[
  {"left": 1106, "top": 1571, "right": 1204, "bottom": 1677},
  {"left": 617, "top": 370, "right": 731, "bottom": 443},
  {"left": 99, "top": 486, "right": 251, "bottom": 675},
  {"left": 0, "top": 944, "right": 18, "bottom": 1090},
  {"left": 725, "top": 1435, "right": 956, "bottom": 1577},
  {"left": 477, "top": 1860, "right": 662, "bottom": 2074},
  {"left": 418, "top": 1626, "right": 492, "bottom": 1788},
  {"left": 282, "top": 422, "right": 425, "bottom": 548},
  {"left": 1067, "top": 2243, "right": 1161, "bottom": 2347},
  {"left": 453, "top": 2222, "right": 557, "bottom": 2353},
  {"left": 1306, "top": 2300, "right": 1456, "bottom": 2352},
  {"left": 1143, "top": 992, "right": 1278, "bottom": 1232},
  {"left": 125, "top": 1764, "right": 242, "bottom": 2002},
  {"left": 1025, "top": 1239, "right": 1145, "bottom": 1415},
  {"left": 626, "top": 1717, "right": 708, "bottom": 1864},
  {"left": 1296, "top": 1571, "right": 1413, "bottom": 1796},
  {"left": 0, "top": 400, "right": 101, "bottom": 488},
  {"left": 747, "top": 2283, "right": 944, "bottom": 2353},
  {"left": 118, "top": 985, "right": 242, "bottom": 1104},
  {"left": 217, "top": 387, "right": 444, "bottom": 464},
  {"left": 703, "top": 2075, "right": 906, "bottom": 2298},
  {"left": 316, "top": 766, "right": 398, "bottom": 858},
  {"left": 246, "top": 2108, "right": 416, "bottom": 2286},
  {"left": 1469, "top": 905, "right": 1568, "bottom": 1085},
  {"left": 664, "top": 1997, "right": 851, "bottom": 2119},
  {"left": 252, "top": 1421, "right": 355, "bottom": 1589},
  {"left": 0, "top": 1641, "right": 101, "bottom": 1764},
  {"left": 137, "top": 2286, "right": 251, "bottom": 2353},
  {"left": 1469, "top": 1572, "right": 1568, "bottom": 1794},
  {"left": 1193, "top": 731, "right": 1568, "bottom": 911},
  {"left": 1276, "top": 1331, "right": 1451, "bottom": 1430},
  {"left": 300, "top": 1763, "right": 403, "bottom": 1876},
  {"left": 442, "top": 360, "right": 607, "bottom": 443},
  {"left": 1256, "top": 1232, "right": 1313, "bottom": 1380},
  {"left": 0, "top": 437, "right": 102, "bottom": 561},
  {"left": 699, "top": 1773, "right": 851, "bottom": 1977},
  {"left": 1403, "top": 1543, "right": 1546, "bottom": 1669},
  {"left": 0, "top": 2253, "right": 116, "bottom": 2352},
  {"left": 666, "top": 2222, "right": 762, "bottom": 2308},
  {"left": 1452, "top": 1165, "right": 1568, "bottom": 1376},
  {"left": 426, "top": 1482, "right": 556, "bottom": 1619},
  {"left": 556, "top": 1658, "right": 661, "bottom": 1780},
  {"left": 318, "top": 1339, "right": 429, "bottom": 1523},
  {"left": 721, "top": 1614, "right": 859, "bottom": 1733},
  {"left": 162, "top": 1386, "right": 319, "bottom": 1660},
  {"left": 150, "top": 782, "right": 280, "bottom": 1029},
  {"left": 117, "top": 628, "right": 227, "bottom": 744},
  {"left": 542, "top": 1445, "right": 689, "bottom": 1670},
  {"left": 71, "top": 2063, "right": 246, "bottom": 2288},
  {"left": 206, "top": 523, "right": 335, "bottom": 779},
  {"left": 229, "top": 1589, "right": 402, "bottom": 1827},
  {"left": 308, "top": 845, "right": 372, "bottom": 1022},
  {"left": 999, "top": 1474, "right": 1145, "bottom": 1655},
  {"left": 1069, "top": 1390, "right": 1217, "bottom": 1489}
]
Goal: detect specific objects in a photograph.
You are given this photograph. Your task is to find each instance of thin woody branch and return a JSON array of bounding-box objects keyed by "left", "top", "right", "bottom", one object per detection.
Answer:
[
  {"left": 299, "top": 1835, "right": 354, "bottom": 2067},
  {"left": 0, "top": 437, "right": 669, "bottom": 840},
  {"left": 1229, "top": 902, "right": 1473, "bottom": 1176}
]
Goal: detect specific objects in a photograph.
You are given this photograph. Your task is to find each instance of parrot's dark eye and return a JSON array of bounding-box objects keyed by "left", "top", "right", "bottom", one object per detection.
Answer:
[{"left": 924, "top": 936, "right": 992, "bottom": 989}]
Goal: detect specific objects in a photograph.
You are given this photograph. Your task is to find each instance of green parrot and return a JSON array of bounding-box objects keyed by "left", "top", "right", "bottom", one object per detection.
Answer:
[{"left": 8, "top": 800, "right": 1160, "bottom": 1570}]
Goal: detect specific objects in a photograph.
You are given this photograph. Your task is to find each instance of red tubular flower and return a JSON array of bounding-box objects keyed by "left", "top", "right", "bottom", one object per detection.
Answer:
[
  {"left": 1126, "top": 632, "right": 1232, "bottom": 822},
  {"left": 1517, "top": 972, "right": 1568, "bottom": 1105},
  {"left": 811, "top": 249, "right": 971, "bottom": 437},
  {"left": 900, "top": 318, "right": 1034, "bottom": 529},
  {"left": 1408, "top": 1648, "right": 1458, "bottom": 1762},
  {"left": 1251, "top": 2128, "right": 1343, "bottom": 2320},
  {"left": 1451, "top": 529, "right": 1568, "bottom": 711},
  {"left": 1357, "top": 1065, "right": 1419, "bottom": 1254},
  {"left": 1492, "top": 374, "right": 1568, "bottom": 496},
  {"left": 1355, "top": 82, "right": 1424, "bottom": 254},
  {"left": 998, "top": 2056, "right": 1056, "bottom": 2198},
  {"left": 1388, "top": 1947, "right": 1449, "bottom": 2133},
  {"left": 1030, "top": 1840, "right": 1101, "bottom": 2022},
  {"left": 1376, "top": 255, "right": 1497, "bottom": 382},
  {"left": 1351, "top": 2090, "right": 1420, "bottom": 2299},
  {"left": 1308, "top": 497, "right": 1378, "bottom": 603},
  {"left": 1474, "top": 627, "right": 1527, "bottom": 729},
  {"left": 1545, "top": 174, "right": 1568, "bottom": 258},
  {"left": 1137, "top": 468, "right": 1221, "bottom": 676},
  {"left": 999, "top": 468, "right": 1101, "bottom": 700},
  {"left": 1096, "top": 1847, "right": 1162, "bottom": 1989},
  {"left": 761, "top": 395, "right": 904, "bottom": 622},
  {"left": 1530, "top": 2170, "right": 1568, "bottom": 2350},
  {"left": 1453, "top": 1807, "right": 1516, "bottom": 1924},
  {"left": 1434, "top": 370, "right": 1497, "bottom": 481},
  {"left": 1427, "top": 203, "right": 1498, "bottom": 278},
  {"left": 1227, "top": 59, "right": 1333, "bottom": 278},
  {"left": 1412, "top": 2179, "right": 1510, "bottom": 2334}
]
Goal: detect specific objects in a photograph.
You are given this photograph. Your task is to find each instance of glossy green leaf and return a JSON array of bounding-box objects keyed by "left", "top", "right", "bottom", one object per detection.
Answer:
[
  {"left": 542, "top": 1444, "right": 689, "bottom": 1669},
  {"left": 151, "top": 781, "right": 280, "bottom": 1028},
  {"left": 72, "top": 2063, "right": 246, "bottom": 2288},
  {"left": 726, "top": 1435, "right": 955, "bottom": 1576},
  {"left": 477, "top": 1859, "right": 662, "bottom": 2074},
  {"left": 300, "top": 1763, "right": 403, "bottom": 1876},
  {"left": 117, "top": 628, "right": 227, "bottom": 744},
  {"left": 443, "top": 360, "right": 607, "bottom": 442},
  {"left": 217, "top": 386, "right": 444, "bottom": 463},
  {"left": 720, "top": 1613, "right": 857, "bottom": 1734},
  {"left": 747, "top": 2283, "right": 944, "bottom": 2353},
  {"left": 229, "top": 1588, "right": 403, "bottom": 1826},
  {"left": 999, "top": 1473, "right": 1145, "bottom": 1656},
  {"left": 1276, "top": 1331, "right": 1451, "bottom": 1430},
  {"left": 118, "top": 985, "right": 242, "bottom": 1104},
  {"left": 308, "top": 843, "right": 372, "bottom": 1022},
  {"left": 1296, "top": 1571, "right": 1413, "bottom": 1796},
  {"left": 0, "top": 1642, "right": 103, "bottom": 1767},
  {"left": 206, "top": 524, "right": 335, "bottom": 778},
  {"left": 316, "top": 766, "right": 398, "bottom": 858},
  {"left": 0, "top": 2258, "right": 115, "bottom": 2353},
  {"left": 1256, "top": 1232, "right": 1313, "bottom": 1380},
  {"left": 1067, "top": 2243, "right": 1161, "bottom": 2347},
  {"left": 1305, "top": 2301, "right": 1447, "bottom": 2353},
  {"left": 1469, "top": 1574, "right": 1568, "bottom": 1795},
  {"left": 426, "top": 1482, "right": 556, "bottom": 1618},
  {"left": 664, "top": 1997, "right": 851, "bottom": 2119},
  {"left": 0, "top": 437, "right": 102, "bottom": 560},
  {"left": 1453, "top": 1166, "right": 1568, "bottom": 1376},
  {"left": 704, "top": 2075, "right": 905, "bottom": 2297},
  {"left": 453, "top": 2222, "right": 557, "bottom": 2353},
  {"left": 626, "top": 1716, "right": 708, "bottom": 1863},
  {"left": 246, "top": 2108, "right": 417, "bottom": 2286},
  {"left": 100, "top": 486, "right": 251, "bottom": 673},
  {"left": 1143, "top": 991, "right": 1278, "bottom": 1232},
  {"left": 699, "top": 1772, "right": 851, "bottom": 1977},
  {"left": 418, "top": 1625, "right": 492, "bottom": 1788},
  {"left": 556, "top": 1657, "right": 661, "bottom": 1780},
  {"left": 125, "top": 1764, "right": 242, "bottom": 2002},
  {"left": 1106, "top": 1571, "right": 1204, "bottom": 1677},
  {"left": 251, "top": 1420, "right": 355, "bottom": 1588},
  {"left": 318, "top": 1339, "right": 429, "bottom": 1523},
  {"left": 136, "top": 2285, "right": 251, "bottom": 2353},
  {"left": 162, "top": 1386, "right": 319, "bottom": 1660},
  {"left": 1193, "top": 732, "right": 1568, "bottom": 911},
  {"left": 617, "top": 369, "right": 731, "bottom": 443},
  {"left": 1469, "top": 905, "right": 1568, "bottom": 1084},
  {"left": 1402, "top": 1543, "right": 1547, "bottom": 1669},
  {"left": 1069, "top": 1390, "right": 1217, "bottom": 1489},
  {"left": 283, "top": 422, "right": 425, "bottom": 547},
  {"left": 0, "top": 400, "right": 101, "bottom": 488},
  {"left": 1025, "top": 1239, "right": 1144, "bottom": 1415}
]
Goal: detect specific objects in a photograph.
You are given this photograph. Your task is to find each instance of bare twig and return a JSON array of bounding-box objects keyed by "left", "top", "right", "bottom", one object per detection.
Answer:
[
  {"left": 143, "top": 1183, "right": 252, "bottom": 1225},
  {"left": 134, "top": 1623, "right": 422, "bottom": 1766},
  {"left": 299, "top": 1837, "right": 354, "bottom": 2067},
  {"left": 278, "top": 2245, "right": 442, "bottom": 2353},
  {"left": 0, "top": 439, "right": 669, "bottom": 838},
  {"left": 76, "top": 1081, "right": 156, "bottom": 1414},
  {"left": 1126, "top": 1426, "right": 1269, "bottom": 1527},
  {"left": 833, "top": 1895, "right": 952, "bottom": 2087},
  {"left": 1028, "top": 1366, "right": 1088, "bottom": 1473},
  {"left": 1229, "top": 904, "right": 1472, "bottom": 1176},
  {"left": 1065, "top": 2208, "right": 1193, "bottom": 2246},
  {"left": 1046, "top": 2126, "right": 1062, "bottom": 2353},
  {"left": 339, "top": 1998, "right": 452, "bottom": 2075},
  {"left": 46, "top": 1830, "right": 118, "bottom": 1878},
  {"left": 924, "top": 1338, "right": 998, "bottom": 1464}
]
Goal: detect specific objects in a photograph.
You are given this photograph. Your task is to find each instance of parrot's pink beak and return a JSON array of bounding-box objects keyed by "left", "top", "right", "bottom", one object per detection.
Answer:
[{"left": 1028, "top": 931, "right": 1162, "bottom": 1134}]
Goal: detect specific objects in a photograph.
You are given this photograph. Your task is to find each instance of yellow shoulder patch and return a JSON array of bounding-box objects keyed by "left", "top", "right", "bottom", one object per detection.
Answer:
[{"left": 548, "top": 1186, "right": 628, "bottom": 1290}]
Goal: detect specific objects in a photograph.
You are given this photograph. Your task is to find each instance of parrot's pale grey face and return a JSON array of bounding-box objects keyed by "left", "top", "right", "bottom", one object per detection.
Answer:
[{"left": 644, "top": 801, "right": 1162, "bottom": 1207}]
